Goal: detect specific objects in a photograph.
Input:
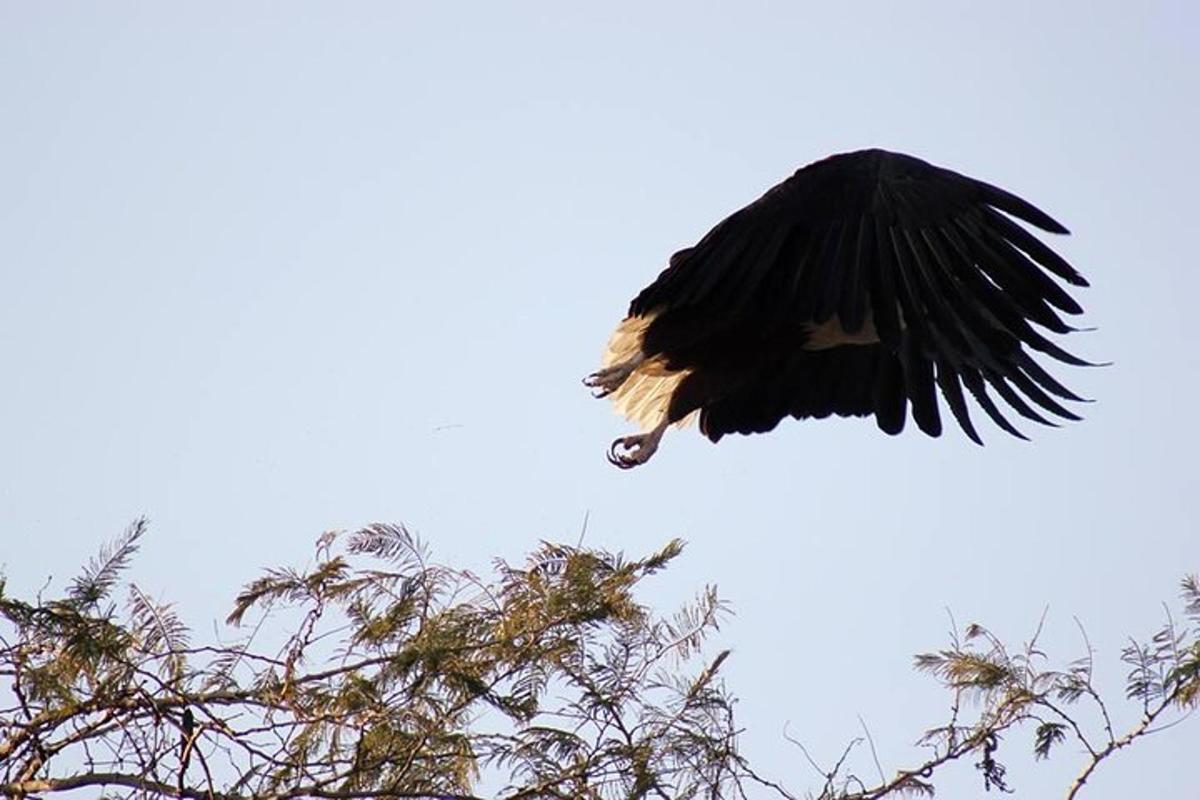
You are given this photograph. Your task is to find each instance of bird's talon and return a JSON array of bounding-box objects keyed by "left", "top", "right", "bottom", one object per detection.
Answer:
[
  {"left": 584, "top": 363, "right": 637, "bottom": 398},
  {"left": 606, "top": 432, "right": 660, "bottom": 469}
]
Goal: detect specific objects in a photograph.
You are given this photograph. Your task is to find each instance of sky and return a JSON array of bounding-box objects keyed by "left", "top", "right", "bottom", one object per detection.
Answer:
[{"left": 1, "top": 1, "right": 1197, "bottom": 797}]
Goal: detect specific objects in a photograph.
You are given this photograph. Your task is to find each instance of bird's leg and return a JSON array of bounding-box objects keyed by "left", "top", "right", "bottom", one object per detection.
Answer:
[
  {"left": 583, "top": 353, "right": 645, "bottom": 398},
  {"left": 607, "top": 419, "right": 669, "bottom": 469}
]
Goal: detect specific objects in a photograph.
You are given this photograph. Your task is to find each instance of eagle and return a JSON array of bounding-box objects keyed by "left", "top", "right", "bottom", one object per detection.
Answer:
[{"left": 585, "top": 149, "right": 1095, "bottom": 468}]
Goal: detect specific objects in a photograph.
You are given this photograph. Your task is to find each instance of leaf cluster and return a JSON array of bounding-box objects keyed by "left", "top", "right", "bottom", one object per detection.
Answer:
[
  {"left": 1, "top": 521, "right": 1195, "bottom": 800},
  {"left": 0, "top": 522, "right": 745, "bottom": 800}
]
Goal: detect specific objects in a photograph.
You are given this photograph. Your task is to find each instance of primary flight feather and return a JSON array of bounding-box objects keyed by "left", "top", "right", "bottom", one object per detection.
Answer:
[{"left": 585, "top": 148, "right": 1096, "bottom": 468}]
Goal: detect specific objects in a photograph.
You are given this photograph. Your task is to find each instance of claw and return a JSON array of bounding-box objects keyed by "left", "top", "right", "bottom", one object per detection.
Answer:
[
  {"left": 583, "top": 356, "right": 644, "bottom": 399},
  {"left": 606, "top": 425, "right": 666, "bottom": 469},
  {"left": 584, "top": 376, "right": 615, "bottom": 399},
  {"left": 584, "top": 366, "right": 626, "bottom": 398},
  {"left": 607, "top": 437, "right": 641, "bottom": 469}
]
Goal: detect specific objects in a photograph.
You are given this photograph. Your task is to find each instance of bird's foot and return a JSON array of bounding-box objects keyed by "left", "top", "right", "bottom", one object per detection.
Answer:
[
  {"left": 583, "top": 361, "right": 638, "bottom": 398},
  {"left": 607, "top": 424, "right": 667, "bottom": 469}
]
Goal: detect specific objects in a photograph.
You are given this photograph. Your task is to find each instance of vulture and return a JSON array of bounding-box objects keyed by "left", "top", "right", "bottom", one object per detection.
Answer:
[{"left": 585, "top": 148, "right": 1096, "bottom": 468}]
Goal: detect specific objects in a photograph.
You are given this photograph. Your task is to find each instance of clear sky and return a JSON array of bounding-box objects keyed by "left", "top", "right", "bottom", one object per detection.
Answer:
[{"left": 1, "top": 2, "right": 1196, "bottom": 796}]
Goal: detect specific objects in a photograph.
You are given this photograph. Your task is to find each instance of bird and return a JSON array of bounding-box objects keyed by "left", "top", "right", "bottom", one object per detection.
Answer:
[
  {"left": 585, "top": 148, "right": 1096, "bottom": 469},
  {"left": 180, "top": 706, "right": 195, "bottom": 764}
]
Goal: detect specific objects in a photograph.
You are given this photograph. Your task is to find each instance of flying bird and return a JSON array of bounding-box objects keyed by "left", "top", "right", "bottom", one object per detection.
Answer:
[{"left": 585, "top": 149, "right": 1096, "bottom": 468}]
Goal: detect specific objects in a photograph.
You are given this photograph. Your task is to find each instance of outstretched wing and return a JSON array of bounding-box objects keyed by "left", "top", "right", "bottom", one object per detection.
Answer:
[{"left": 630, "top": 149, "right": 1094, "bottom": 443}]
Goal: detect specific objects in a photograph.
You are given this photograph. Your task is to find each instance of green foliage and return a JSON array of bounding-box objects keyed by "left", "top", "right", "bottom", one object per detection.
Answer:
[
  {"left": 0, "top": 523, "right": 1195, "bottom": 800},
  {"left": 0, "top": 522, "right": 743, "bottom": 800},
  {"left": 1033, "top": 722, "right": 1067, "bottom": 760},
  {"left": 68, "top": 518, "right": 146, "bottom": 610},
  {"left": 1167, "top": 575, "right": 1200, "bottom": 708},
  {"left": 902, "top": 580, "right": 1200, "bottom": 798},
  {"left": 0, "top": 520, "right": 150, "bottom": 711},
  {"left": 797, "top": 578, "right": 1200, "bottom": 800}
]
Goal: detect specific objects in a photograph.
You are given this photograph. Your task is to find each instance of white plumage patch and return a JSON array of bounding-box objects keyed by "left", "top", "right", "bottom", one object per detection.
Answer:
[
  {"left": 802, "top": 313, "right": 881, "bottom": 349},
  {"left": 600, "top": 312, "right": 696, "bottom": 430}
]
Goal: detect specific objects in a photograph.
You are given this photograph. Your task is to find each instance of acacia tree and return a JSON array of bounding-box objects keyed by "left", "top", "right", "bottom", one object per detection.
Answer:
[
  {"left": 785, "top": 592, "right": 1200, "bottom": 800},
  {"left": 0, "top": 520, "right": 745, "bottom": 799},
  {"left": 0, "top": 519, "right": 1196, "bottom": 799}
]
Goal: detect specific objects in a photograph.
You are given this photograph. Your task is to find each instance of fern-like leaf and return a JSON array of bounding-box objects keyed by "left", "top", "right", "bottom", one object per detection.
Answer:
[
  {"left": 347, "top": 523, "right": 427, "bottom": 568},
  {"left": 128, "top": 584, "right": 191, "bottom": 682},
  {"left": 1181, "top": 575, "right": 1200, "bottom": 624},
  {"left": 69, "top": 518, "right": 147, "bottom": 608},
  {"left": 1033, "top": 722, "right": 1066, "bottom": 760}
]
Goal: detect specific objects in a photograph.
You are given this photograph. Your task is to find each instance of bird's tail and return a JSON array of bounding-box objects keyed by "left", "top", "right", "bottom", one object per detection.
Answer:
[{"left": 600, "top": 313, "right": 696, "bottom": 430}]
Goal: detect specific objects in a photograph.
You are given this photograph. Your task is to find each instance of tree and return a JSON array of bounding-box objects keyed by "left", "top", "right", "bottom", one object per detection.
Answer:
[{"left": 1, "top": 520, "right": 1196, "bottom": 799}]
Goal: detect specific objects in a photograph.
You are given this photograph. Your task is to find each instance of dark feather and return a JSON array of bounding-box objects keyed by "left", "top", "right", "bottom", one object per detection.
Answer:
[
  {"left": 901, "top": 333, "right": 942, "bottom": 436},
  {"left": 873, "top": 350, "right": 906, "bottom": 434},
  {"left": 899, "top": 227, "right": 972, "bottom": 356},
  {"left": 812, "top": 221, "right": 848, "bottom": 323},
  {"left": 839, "top": 216, "right": 869, "bottom": 332},
  {"left": 869, "top": 217, "right": 902, "bottom": 345},
  {"left": 613, "top": 148, "right": 1093, "bottom": 449},
  {"left": 780, "top": 229, "right": 818, "bottom": 317},
  {"left": 936, "top": 224, "right": 1094, "bottom": 365},
  {"left": 936, "top": 360, "right": 983, "bottom": 445},
  {"left": 968, "top": 176, "right": 1070, "bottom": 234},
  {"left": 1014, "top": 351, "right": 1089, "bottom": 402},
  {"left": 698, "top": 348, "right": 880, "bottom": 441},
  {"left": 954, "top": 217, "right": 1074, "bottom": 333},
  {"left": 961, "top": 368, "right": 1028, "bottom": 440},
  {"left": 1005, "top": 368, "right": 1084, "bottom": 421},
  {"left": 986, "top": 374, "right": 1059, "bottom": 427},
  {"left": 980, "top": 206, "right": 1087, "bottom": 286},
  {"left": 978, "top": 223, "right": 1085, "bottom": 315},
  {"left": 683, "top": 229, "right": 751, "bottom": 306}
]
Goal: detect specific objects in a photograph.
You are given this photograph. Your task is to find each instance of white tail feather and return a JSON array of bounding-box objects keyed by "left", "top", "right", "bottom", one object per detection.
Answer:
[{"left": 600, "top": 313, "right": 695, "bottom": 430}]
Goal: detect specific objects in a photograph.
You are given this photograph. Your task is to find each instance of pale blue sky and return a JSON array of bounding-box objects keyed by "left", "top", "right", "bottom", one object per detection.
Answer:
[{"left": 1, "top": 2, "right": 1196, "bottom": 796}]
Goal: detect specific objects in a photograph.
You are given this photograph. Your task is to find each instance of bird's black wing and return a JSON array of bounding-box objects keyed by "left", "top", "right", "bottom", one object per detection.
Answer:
[{"left": 631, "top": 149, "right": 1093, "bottom": 442}]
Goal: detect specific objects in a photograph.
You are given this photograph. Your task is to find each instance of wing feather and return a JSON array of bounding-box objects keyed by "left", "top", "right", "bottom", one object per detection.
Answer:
[
  {"left": 961, "top": 368, "right": 1028, "bottom": 440},
  {"left": 812, "top": 221, "right": 848, "bottom": 323},
  {"left": 980, "top": 206, "right": 1087, "bottom": 287},
  {"left": 967, "top": 175, "right": 1070, "bottom": 233},
  {"left": 1005, "top": 368, "right": 1083, "bottom": 421},
  {"left": 978, "top": 221, "right": 1085, "bottom": 315},
  {"left": 986, "top": 374, "right": 1059, "bottom": 427},
  {"left": 936, "top": 359, "right": 982, "bottom": 445},
  {"left": 873, "top": 350, "right": 906, "bottom": 434},
  {"left": 954, "top": 218, "right": 1074, "bottom": 333},
  {"left": 937, "top": 224, "right": 1094, "bottom": 365},
  {"left": 901, "top": 332, "right": 942, "bottom": 436},
  {"left": 621, "top": 149, "right": 1092, "bottom": 444},
  {"left": 838, "top": 216, "right": 868, "bottom": 332},
  {"left": 869, "top": 217, "right": 902, "bottom": 345}
]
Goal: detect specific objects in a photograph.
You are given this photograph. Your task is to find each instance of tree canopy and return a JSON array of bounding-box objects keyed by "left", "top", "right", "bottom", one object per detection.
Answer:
[{"left": 1, "top": 520, "right": 1196, "bottom": 799}]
